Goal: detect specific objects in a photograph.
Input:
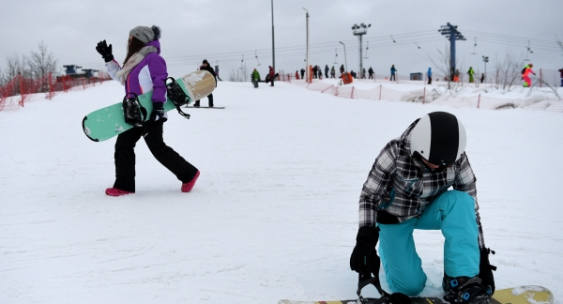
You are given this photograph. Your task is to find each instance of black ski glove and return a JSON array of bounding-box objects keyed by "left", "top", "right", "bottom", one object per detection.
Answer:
[
  {"left": 150, "top": 102, "right": 168, "bottom": 123},
  {"left": 350, "top": 226, "right": 380, "bottom": 276},
  {"left": 96, "top": 40, "right": 114, "bottom": 62}
]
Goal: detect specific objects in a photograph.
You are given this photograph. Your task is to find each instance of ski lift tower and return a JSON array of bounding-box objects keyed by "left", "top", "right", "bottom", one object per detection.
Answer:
[
  {"left": 352, "top": 23, "right": 371, "bottom": 79},
  {"left": 438, "top": 22, "right": 466, "bottom": 80}
]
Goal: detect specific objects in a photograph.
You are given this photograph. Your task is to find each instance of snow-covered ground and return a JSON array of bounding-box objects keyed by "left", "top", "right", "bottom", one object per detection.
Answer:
[{"left": 1, "top": 80, "right": 562, "bottom": 304}]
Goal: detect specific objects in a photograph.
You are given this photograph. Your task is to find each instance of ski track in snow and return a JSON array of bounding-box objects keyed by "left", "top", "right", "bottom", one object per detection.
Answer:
[{"left": 0, "top": 80, "right": 562, "bottom": 304}]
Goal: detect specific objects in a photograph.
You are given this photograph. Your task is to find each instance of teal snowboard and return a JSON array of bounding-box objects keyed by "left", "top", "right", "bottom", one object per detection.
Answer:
[{"left": 82, "top": 70, "right": 216, "bottom": 142}]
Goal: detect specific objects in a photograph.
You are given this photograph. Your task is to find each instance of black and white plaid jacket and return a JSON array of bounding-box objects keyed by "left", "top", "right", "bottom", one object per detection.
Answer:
[{"left": 359, "top": 120, "right": 482, "bottom": 239}]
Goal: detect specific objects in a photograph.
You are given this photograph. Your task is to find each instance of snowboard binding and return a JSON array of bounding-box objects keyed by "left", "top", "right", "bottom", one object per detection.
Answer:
[
  {"left": 122, "top": 93, "right": 147, "bottom": 127},
  {"left": 165, "top": 77, "right": 191, "bottom": 119},
  {"left": 357, "top": 273, "right": 413, "bottom": 304}
]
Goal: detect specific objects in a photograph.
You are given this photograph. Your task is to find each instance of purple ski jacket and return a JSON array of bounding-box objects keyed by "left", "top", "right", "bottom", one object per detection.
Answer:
[{"left": 106, "top": 40, "right": 168, "bottom": 103}]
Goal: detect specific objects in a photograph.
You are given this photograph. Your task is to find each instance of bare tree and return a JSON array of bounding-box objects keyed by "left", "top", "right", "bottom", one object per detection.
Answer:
[
  {"left": 28, "top": 42, "right": 57, "bottom": 91},
  {"left": 494, "top": 54, "right": 521, "bottom": 90},
  {"left": 5, "top": 55, "right": 31, "bottom": 80},
  {"left": 0, "top": 66, "right": 4, "bottom": 86},
  {"left": 428, "top": 45, "right": 464, "bottom": 90},
  {"left": 1, "top": 55, "right": 30, "bottom": 96},
  {"left": 428, "top": 46, "right": 450, "bottom": 80}
]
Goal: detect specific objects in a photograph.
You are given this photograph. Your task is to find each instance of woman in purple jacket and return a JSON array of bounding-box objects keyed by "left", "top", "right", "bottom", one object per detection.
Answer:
[{"left": 96, "top": 25, "right": 199, "bottom": 196}]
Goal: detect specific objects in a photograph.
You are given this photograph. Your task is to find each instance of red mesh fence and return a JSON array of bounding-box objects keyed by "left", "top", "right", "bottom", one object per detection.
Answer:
[{"left": 0, "top": 72, "right": 111, "bottom": 111}]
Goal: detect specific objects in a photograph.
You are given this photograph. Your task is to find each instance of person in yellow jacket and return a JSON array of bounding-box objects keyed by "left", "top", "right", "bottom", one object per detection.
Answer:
[{"left": 467, "top": 66, "right": 475, "bottom": 83}]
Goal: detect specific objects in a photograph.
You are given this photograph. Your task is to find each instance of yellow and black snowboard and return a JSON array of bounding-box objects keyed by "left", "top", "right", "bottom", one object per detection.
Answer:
[{"left": 278, "top": 285, "right": 553, "bottom": 304}]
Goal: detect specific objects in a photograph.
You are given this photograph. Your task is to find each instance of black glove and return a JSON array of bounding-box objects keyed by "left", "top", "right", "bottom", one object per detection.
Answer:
[
  {"left": 350, "top": 226, "right": 380, "bottom": 276},
  {"left": 96, "top": 40, "right": 114, "bottom": 62},
  {"left": 150, "top": 102, "right": 168, "bottom": 123}
]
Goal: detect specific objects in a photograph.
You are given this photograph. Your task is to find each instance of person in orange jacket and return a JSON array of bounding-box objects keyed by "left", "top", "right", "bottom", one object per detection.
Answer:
[{"left": 522, "top": 63, "right": 536, "bottom": 87}]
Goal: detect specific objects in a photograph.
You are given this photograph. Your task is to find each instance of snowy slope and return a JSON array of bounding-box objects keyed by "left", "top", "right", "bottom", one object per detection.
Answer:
[{"left": 0, "top": 80, "right": 562, "bottom": 304}]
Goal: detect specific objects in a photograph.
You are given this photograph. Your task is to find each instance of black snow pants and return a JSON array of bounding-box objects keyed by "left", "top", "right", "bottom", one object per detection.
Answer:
[
  {"left": 194, "top": 93, "right": 214, "bottom": 107},
  {"left": 113, "top": 122, "right": 198, "bottom": 192}
]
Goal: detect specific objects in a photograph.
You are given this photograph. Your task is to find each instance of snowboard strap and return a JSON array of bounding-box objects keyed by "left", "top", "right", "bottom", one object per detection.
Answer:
[
  {"left": 122, "top": 93, "right": 147, "bottom": 127},
  {"left": 358, "top": 274, "right": 413, "bottom": 304},
  {"left": 165, "top": 77, "right": 191, "bottom": 119},
  {"left": 358, "top": 273, "right": 391, "bottom": 303}
]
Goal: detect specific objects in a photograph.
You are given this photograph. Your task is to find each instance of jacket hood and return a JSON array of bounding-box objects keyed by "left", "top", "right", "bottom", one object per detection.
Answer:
[{"left": 146, "top": 40, "right": 161, "bottom": 54}]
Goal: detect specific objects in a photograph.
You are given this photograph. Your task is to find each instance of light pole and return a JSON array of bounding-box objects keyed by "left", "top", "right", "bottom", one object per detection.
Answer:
[
  {"left": 482, "top": 55, "right": 489, "bottom": 81},
  {"left": 303, "top": 7, "right": 310, "bottom": 83},
  {"left": 338, "top": 41, "right": 348, "bottom": 72},
  {"left": 352, "top": 23, "right": 371, "bottom": 78},
  {"left": 270, "top": 0, "right": 275, "bottom": 86}
]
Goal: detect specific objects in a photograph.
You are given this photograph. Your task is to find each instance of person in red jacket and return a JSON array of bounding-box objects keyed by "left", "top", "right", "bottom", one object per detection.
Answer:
[{"left": 522, "top": 63, "right": 536, "bottom": 87}]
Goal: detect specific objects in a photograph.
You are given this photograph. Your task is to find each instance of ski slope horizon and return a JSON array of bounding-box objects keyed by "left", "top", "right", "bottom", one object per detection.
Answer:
[{"left": 1, "top": 80, "right": 562, "bottom": 304}]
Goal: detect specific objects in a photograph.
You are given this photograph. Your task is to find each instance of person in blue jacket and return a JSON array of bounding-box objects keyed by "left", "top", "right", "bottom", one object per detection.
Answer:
[
  {"left": 427, "top": 67, "right": 432, "bottom": 85},
  {"left": 390, "top": 64, "right": 397, "bottom": 81}
]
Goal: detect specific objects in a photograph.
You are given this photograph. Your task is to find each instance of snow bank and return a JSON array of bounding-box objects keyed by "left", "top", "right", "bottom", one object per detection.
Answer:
[{"left": 292, "top": 79, "right": 563, "bottom": 112}]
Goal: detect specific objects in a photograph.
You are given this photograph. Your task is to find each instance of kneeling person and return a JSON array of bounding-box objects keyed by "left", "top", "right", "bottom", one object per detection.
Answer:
[{"left": 350, "top": 112, "right": 494, "bottom": 304}]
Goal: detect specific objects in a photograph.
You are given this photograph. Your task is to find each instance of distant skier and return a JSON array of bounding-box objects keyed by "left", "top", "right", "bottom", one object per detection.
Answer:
[
  {"left": 340, "top": 64, "right": 345, "bottom": 75},
  {"left": 521, "top": 63, "right": 535, "bottom": 87},
  {"left": 251, "top": 68, "right": 261, "bottom": 88},
  {"left": 427, "top": 67, "right": 432, "bottom": 85},
  {"left": 480, "top": 73, "right": 485, "bottom": 84},
  {"left": 350, "top": 112, "right": 495, "bottom": 303},
  {"left": 559, "top": 68, "right": 563, "bottom": 87},
  {"left": 368, "top": 67, "right": 374, "bottom": 80},
  {"left": 390, "top": 64, "right": 397, "bottom": 81},
  {"left": 95, "top": 25, "right": 200, "bottom": 196},
  {"left": 330, "top": 66, "right": 336, "bottom": 79},
  {"left": 468, "top": 66, "right": 475, "bottom": 83},
  {"left": 317, "top": 65, "right": 323, "bottom": 79},
  {"left": 214, "top": 65, "right": 222, "bottom": 81},
  {"left": 194, "top": 59, "right": 217, "bottom": 107},
  {"left": 300, "top": 68, "right": 305, "bottom": 79},
  {"left": 264, "top": 65, "right": 278, "bottom": 86},
  {"left": 325, "top": 65, "right": 330, "bottom": 79},
  {"left": 453, "top": 69, "right": 460, "bottom": 82}
]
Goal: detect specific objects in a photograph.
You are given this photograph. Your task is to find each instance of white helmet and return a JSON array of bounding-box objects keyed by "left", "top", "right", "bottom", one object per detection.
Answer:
[{"left": 409, "top": 112, "right": 466, "bottom": 166}]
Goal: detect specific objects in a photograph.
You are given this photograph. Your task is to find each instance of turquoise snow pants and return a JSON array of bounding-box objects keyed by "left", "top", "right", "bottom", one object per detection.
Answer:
[{"left": 378, "top": 190, "right": 480, "bottom": 296}]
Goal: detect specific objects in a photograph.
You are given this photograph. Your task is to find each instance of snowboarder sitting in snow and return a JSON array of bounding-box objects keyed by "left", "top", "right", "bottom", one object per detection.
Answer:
[
  {"left": 194, "top": 59, "right": 217, "bottom": 107},
  {"left": 95, "top": 25, "right": 200, "bottom": 196},
  {"left": 350, "top": 112, "right": 495, "bottom": 304}
]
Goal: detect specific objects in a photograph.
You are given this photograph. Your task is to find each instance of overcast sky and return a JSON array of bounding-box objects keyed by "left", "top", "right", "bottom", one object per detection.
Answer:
[{"left": 1, "top": 0, "right": 562, "bottom": 79}]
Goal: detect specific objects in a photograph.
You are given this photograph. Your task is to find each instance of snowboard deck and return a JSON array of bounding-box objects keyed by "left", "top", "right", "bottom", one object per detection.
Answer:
[
  {"left": 278, "top": 286, "right": 553, "bottom": 304},
  {"left": 184, "top": 106, "right": 225, "bottom": 109},
  {"left": 82, "top": 70, "right": 216, "bottom": 142}
]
